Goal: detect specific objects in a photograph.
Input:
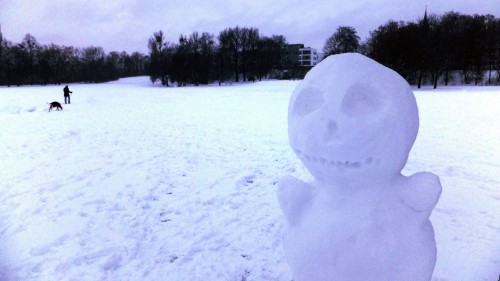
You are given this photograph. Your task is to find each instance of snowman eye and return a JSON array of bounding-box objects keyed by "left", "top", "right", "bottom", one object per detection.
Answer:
[
  {"left": 341, "top": 83, "right": 385, "bottom": 118},
  {"left": 292, "top": 87, "right": 325, "bottom": 117}
]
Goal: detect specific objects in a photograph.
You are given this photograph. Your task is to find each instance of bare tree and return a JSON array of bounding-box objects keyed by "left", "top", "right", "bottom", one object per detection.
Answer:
[
  {"left": 148, "top": 30, "right": 168, "bottom": 85},
  {"left": 323, "top": 26, "right": 360, "bottom": 58},
  {"left": 81, "top": 46, "right": 105, "bottom": 82},
  {"left": 240, "top": 27, "right": 259, "bottom": 81},
  {"left": 20, "top": 33, "right": 40, "bottom": 84},
  {"left": 218, "top": 26, "right": 242, "bottom": 82},
  {"left": 255, "top": 35, "right": 286, "bottom": 80}
]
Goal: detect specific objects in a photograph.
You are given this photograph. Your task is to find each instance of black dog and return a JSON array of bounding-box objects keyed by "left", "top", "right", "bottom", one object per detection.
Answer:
[{"left": 48, "top": 101, "right": 63, "bottom": 112}]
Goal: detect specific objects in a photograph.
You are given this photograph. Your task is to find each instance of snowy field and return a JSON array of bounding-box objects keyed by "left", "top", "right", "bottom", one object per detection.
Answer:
[{"left": 0, "top": 77, "right": 498, "bottom": 281}]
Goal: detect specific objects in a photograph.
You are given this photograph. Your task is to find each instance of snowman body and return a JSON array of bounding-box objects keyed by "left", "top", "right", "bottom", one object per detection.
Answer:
[{"left": 278, "top": 53, "right": 441, "bottom": 281}]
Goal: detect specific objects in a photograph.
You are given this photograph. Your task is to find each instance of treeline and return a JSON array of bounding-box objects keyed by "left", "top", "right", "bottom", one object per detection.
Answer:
[
  {"left": 363, "top": 12, "right": 500, "bottom": 87},
  {"left": 0, "top": 32, "right": 148, "bottom": 86},
  {"left": 148, "top": 27, "right": 287, "bottom": 86},
  {"left": 4, "top": 11, "right": 498, "bottom": 88}
]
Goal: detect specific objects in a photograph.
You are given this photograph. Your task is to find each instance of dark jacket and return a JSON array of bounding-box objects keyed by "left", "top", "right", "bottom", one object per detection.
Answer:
[{"left": 63, "top": 86, "right": 72, "bottom": 96}]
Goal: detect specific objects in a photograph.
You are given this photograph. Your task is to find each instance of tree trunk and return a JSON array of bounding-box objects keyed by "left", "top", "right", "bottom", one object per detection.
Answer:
[
  {"left": 233, "top": 50, "right": 239, "bottom": 82},
  {"left": 488, "top": 61, "right": 492, "bottom": 85},
  {"left": 433, "top": 69, "right": 438, "bottom": 89}
]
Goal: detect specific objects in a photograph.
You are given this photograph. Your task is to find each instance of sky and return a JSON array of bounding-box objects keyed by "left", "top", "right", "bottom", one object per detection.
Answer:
[{"left": 1, "top": 0, "right": 499, "bottom": 54}]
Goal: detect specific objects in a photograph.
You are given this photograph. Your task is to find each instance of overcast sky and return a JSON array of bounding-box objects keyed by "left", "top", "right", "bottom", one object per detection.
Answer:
[{"left": 1, "top": 0, "right": 499, "bottom": 54}]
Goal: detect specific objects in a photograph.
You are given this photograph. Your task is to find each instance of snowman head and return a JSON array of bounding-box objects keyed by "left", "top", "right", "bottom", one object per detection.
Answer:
[{"left": 288, "top": 53, "right": 419, "bottom": 184}]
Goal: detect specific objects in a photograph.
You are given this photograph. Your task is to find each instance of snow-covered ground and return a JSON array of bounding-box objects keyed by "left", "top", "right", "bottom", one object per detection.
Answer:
[{"left": 0, "top": 77, "right": 498, "bottom": 281}]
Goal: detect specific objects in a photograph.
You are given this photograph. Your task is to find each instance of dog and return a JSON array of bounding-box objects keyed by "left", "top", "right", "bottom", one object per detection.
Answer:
[{"left": 48, "top": 101, "right": 63, "bottom": 112}]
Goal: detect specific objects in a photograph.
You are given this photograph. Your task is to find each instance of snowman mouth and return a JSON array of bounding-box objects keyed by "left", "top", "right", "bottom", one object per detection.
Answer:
[{"left": 294, "top": 148, "right": 380, "bottom": 169}]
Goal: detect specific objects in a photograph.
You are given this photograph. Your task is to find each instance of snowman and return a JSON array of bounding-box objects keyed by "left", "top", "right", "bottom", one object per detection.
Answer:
[{"left": 278, "top": 53, "right": 441, "bottom": 281}]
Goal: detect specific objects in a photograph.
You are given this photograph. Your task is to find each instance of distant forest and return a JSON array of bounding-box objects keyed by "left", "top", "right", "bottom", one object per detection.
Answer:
[
  {"left": 363, "top": 11, "right": 500, "bottom": 87},
  {"left": 147, "top": 27, "right": 287, "bottom": 86},
  {"left": 0, "top": 11, "right": 498, "bottom": 87},
  {"left": 0, "top": 32, "right": 148, "bottom": 86}
]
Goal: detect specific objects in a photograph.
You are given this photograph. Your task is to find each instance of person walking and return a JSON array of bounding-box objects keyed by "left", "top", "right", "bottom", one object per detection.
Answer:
[{"left": 63, "top": 85, "right": 72, "bottom": 104}]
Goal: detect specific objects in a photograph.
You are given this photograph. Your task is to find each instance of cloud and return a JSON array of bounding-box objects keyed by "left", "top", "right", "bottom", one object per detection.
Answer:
[{"left": 1, "top": 0, "right": 499, "bottom": 54}]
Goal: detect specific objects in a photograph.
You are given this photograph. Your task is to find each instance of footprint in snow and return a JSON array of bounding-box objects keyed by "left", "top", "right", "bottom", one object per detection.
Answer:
[
  {"left": 29, "top": 234, "right": 71, "bottom": 256},
  {"left": 236, "top": 175, "right": 256, "bottom": 187}
]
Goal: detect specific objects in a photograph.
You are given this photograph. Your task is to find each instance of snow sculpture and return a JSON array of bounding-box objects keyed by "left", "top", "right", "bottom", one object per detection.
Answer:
[{"left": 278, "top": 53, "right": 441, "bottom": 281}]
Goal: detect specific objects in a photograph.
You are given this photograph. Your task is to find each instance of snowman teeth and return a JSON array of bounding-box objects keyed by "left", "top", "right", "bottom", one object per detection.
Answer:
[{"left": 293, "top": 149, "right": 380, "bottom": 169}]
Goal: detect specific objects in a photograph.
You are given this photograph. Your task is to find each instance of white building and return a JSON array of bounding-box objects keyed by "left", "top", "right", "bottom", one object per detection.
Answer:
[{"left": 298, "top": 47, "right": 320, "bottom": 67}]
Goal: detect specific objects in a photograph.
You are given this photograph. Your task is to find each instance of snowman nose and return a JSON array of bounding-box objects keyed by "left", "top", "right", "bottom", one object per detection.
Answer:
[{"left": 324, "top": 120, "right": 339, "bottom": 143}]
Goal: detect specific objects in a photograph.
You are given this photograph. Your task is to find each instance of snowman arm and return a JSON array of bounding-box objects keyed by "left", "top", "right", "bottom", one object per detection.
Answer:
[
  {"left": 277, "top": 175, "right": 314, "bottom": 226},
  {"left": 398, "top": 172, "right": 442, "bottom": 213}
]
